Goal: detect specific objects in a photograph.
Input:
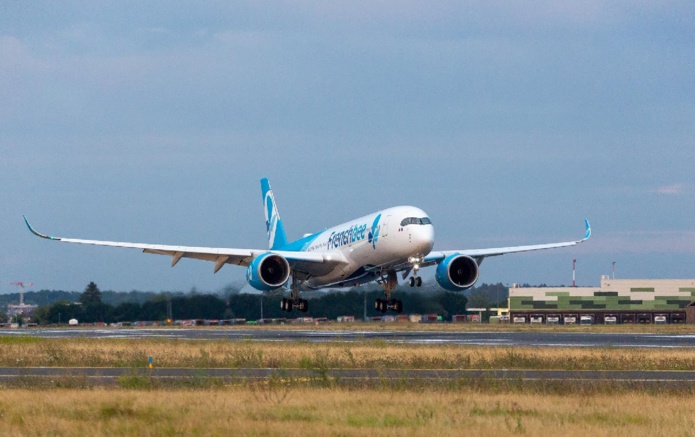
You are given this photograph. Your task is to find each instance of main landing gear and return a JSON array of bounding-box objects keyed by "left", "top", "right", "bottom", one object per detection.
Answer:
[
  {"left": 374, "top": 270, "right": 403, "bottom": 314},
  {"left": 280, "top": 297, "right": 308, "bottom": 313},
  {"left": 281, "top": 274, "right": 308, "bottom": 313}
]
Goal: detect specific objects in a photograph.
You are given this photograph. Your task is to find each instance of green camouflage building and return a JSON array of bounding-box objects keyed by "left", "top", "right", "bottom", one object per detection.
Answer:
[{"left": 508, "top": 276, "right": 695, "bottom": 324}]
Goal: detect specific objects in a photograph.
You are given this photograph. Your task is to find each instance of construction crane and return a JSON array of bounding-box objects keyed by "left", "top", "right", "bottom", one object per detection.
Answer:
[{"left": 10, "top": 282, "right": 33, "bottom": 306}]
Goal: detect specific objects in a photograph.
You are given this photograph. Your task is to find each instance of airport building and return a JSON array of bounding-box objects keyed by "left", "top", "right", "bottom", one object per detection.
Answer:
[{"left": 508, "top": 276, "right": 695, "bottom": 324}]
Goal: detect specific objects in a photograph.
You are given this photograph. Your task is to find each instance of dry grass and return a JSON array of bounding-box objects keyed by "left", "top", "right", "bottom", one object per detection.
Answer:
[
  {"left": 3, "top": 332, "right": 695, "bottom": 435},
  {"left": 2, "top": 336, "right": 695, "bottom": 371},
  {"left": 0, "top": 387, "right": 693, "bottom": 436}
]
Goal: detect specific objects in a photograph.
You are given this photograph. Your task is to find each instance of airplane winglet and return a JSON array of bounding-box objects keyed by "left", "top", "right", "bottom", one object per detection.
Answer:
[
  {"left": 583, "top": 219, "right": 591, "bottom": 241},
  {"left": 23, "top": 216, "right": 59, "bottom": 240}
]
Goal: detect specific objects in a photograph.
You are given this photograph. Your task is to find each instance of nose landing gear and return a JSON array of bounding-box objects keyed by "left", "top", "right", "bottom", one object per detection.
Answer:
[
  {"left": 408, "top": 276, "right": 422, "bottom": 287},
  {"left": 407, "top": 258, "right": 423, "bottom": 287}
]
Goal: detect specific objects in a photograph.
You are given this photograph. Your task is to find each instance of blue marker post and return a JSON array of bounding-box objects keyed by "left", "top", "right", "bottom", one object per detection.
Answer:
[{"left": 148, "top": 356, "right": 153, "bottom": 369}]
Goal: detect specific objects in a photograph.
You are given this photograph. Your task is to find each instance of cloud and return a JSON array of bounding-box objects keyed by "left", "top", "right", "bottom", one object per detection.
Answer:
[{"left": 652, "top": 183, "right": 685, "bottom": 195}]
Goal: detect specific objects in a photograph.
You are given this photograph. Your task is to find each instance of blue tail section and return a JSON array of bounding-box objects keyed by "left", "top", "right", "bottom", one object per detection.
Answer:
[{"left": 261, "top": 178, "right": 289, "bottom": 250}]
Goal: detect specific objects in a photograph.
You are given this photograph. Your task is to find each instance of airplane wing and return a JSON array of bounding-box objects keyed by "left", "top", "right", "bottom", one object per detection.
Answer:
[
  {"left": 23, "top": 216, "right": 337, "bottom": 274},
  {"left": 423, "top": 219, "right": 591, "bottom": 266}
]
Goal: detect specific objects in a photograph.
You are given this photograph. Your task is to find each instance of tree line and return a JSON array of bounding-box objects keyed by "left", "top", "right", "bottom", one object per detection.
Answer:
[{"left": 28, "top": 281, "right": 479, "bottom": 324}]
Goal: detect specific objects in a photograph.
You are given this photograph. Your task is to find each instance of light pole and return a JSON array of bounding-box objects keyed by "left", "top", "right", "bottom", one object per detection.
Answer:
[
  {"left": 364, "top": 290, "right": 367, "bottom": 321},
  {"left": 572, "top": 258, "right": 577, "bottom": 287}
]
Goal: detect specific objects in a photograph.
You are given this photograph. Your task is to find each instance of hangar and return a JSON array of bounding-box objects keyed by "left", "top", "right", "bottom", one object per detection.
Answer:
[{"left": 508, "top": 276, "right": 695, "bottom": 324}]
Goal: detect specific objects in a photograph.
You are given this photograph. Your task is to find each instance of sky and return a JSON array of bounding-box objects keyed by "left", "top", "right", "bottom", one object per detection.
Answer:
[{"left": 1, "top": 1, "right": 694, "bottom": 294}]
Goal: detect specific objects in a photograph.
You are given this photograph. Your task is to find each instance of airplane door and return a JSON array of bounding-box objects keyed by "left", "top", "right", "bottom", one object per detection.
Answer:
[{"left": 382, "top": 215, "right": 391, "bottom": 237}]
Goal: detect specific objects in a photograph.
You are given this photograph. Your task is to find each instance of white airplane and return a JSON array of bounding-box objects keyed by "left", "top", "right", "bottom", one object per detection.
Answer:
[{"left": 24, "top": 178, "right": 590, "bottom": 313}]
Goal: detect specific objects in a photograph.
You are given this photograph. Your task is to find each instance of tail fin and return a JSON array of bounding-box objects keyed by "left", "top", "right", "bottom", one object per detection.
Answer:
[{"left": 261, "top": 178, "right": 288, "bottom": 250}]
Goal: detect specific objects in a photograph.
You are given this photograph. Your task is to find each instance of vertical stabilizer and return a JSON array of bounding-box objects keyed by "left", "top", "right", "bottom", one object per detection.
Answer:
[{"left": 261, "top": 178, "right": 289, "bottom": 250}]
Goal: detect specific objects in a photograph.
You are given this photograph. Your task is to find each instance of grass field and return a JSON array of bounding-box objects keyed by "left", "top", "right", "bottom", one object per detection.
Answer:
[
  {"left": 2, "top": 335, "right": 695, "bottom": 371},
  {"left": 2, "top": 328, "right": 695, "bottom": 435},
  {"left": 1, "top": 387, "right": 695, "bottom": 436}
]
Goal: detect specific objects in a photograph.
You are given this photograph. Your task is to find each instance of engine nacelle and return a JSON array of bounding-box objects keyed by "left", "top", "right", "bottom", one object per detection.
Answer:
[
  {"left": 435, "top": 254, "right": 479, "bottom": 291},
  {"left": 246, "top": 252, "right": 291, "bottom": 292}
]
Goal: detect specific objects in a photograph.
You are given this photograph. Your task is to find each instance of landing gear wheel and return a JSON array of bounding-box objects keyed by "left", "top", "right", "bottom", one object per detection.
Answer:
[
  {"left": 374, "top": 298, "right": 403, "bottom": 314},
  {"left": 374, "top": 298, "right": 388, "bottom": 313},
  {"left": 394, "top": 300, "right": 403, "bottom": 314},
  {"left": 280, "top": 298, "right": 288, "bottom": 312},
  {"left": 416, "top": 277, "right": 422, "bottom": 287},
  {"left": 409, "top": 277, "right": 415, "bottom": 287},
  {"left": 298, "top": 299, "right": 309, "bottom": 313}
]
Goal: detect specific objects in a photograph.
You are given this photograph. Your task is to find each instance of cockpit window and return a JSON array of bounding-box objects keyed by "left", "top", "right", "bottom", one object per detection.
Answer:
[{"left": 400, "top": 217, "right": 432, "bottom": 226}]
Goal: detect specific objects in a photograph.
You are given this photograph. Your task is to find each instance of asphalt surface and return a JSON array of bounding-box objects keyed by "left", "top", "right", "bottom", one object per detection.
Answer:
[
  {"left": 3, "top": 367, "right": 695, "bottom": 387},
  {"left": 3, "top": 327, "right": 695, "bottom": 348}
]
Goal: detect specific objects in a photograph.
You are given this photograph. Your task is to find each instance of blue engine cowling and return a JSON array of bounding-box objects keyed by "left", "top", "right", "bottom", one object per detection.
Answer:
[
  {"left": 435, "top": 254, "right": 479, "bottom": 291},
  {"left": 245, "top": 252, "right": 291, "bottom": 291}
]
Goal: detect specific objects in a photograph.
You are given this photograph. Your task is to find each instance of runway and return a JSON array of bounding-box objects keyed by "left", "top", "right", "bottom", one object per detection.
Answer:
[
  {"left": 2, "top": 367, "right": 695, "bottom": 387},
  {"left": 3, "top": 328, "right": 694, "bottom": 387},
  {"left": 3, "top": 327, "right": 695, "bottom": 348}
]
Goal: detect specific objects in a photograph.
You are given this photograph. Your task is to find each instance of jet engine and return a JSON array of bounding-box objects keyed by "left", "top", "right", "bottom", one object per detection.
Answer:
[
  {"left": 246, "top": 252, "right": 291, "bottom": 291},
  {"left": 435, "top": 254, "right": 479, "bottom": 291}
]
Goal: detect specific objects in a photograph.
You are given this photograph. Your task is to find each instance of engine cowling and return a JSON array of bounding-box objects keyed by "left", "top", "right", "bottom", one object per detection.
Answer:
[
  {"left": 246, "top": 252, "right": 291, "bottom": 291},
  {"left": 435, "top": 254, "right": 479, "bottom": 291}
]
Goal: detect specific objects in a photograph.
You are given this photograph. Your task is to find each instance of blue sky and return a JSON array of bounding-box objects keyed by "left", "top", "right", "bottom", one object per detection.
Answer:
[{"left": 1, "top": 1, "right": 694, "bottom": 293}]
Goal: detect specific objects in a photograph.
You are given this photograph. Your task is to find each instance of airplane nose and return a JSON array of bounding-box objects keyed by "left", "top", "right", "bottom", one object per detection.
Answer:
[{"left": 415, "top": 225, "right": 435, "bottom": 255}]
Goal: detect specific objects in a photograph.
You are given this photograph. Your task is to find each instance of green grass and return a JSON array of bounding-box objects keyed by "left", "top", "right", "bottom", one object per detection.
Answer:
[{"left": 0, "top": 335, "right": 42, "bottom": 344}]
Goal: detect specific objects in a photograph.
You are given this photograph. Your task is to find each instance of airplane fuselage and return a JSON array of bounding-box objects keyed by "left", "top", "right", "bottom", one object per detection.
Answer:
[{"left": 282, "top": 206, "right": 435, "bottom": 289}]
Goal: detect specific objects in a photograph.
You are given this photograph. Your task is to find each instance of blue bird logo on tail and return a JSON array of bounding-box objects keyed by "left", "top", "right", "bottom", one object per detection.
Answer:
[
  {"left": 260, "top": 178, "right": 288, "bottom": 250},
  {"left": 266, "top": 194, "right": 275, "bottom": 232},
  {"left": 367, "top": 214, "right": 381, "bottom": 249}
]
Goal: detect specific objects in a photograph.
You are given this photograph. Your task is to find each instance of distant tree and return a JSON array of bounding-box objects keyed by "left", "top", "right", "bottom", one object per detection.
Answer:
[
  {"left": 113, "top": 302, "right": 142, "bottom": 322},
  {"left": 31, "top": 306, "right": 50, "bottom": 324},
  {"left": 79, "top": 282, "right": 102, "bottom": 305},
  {"left": 467, "top": 288, "right": 492, "bottom": 309},
  {"left": 173, "top": 294, "right": 226, "bottom": 319},
  {"left": 46, "top": 301, "right": 84, "bottom": 324},
  {"left": 0, "top": 311, "right": 8, "bottom": 323},
  {"left": 82, "top": 302, "right": 113, "bottom": 323},
  {"left": 140, "top": 300, "right": 167, "bottom": 321},
  {"left": 438, "top": 292, "right": 469, "bottom": 318}
]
